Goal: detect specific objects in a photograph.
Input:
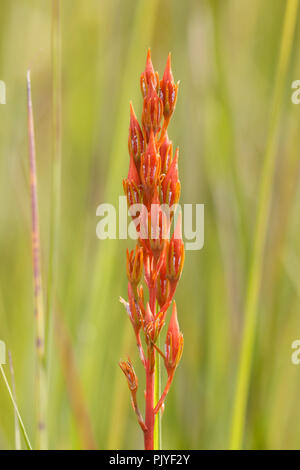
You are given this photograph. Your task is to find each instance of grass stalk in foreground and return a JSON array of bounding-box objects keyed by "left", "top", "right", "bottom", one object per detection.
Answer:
[
  {"left": 229, "top": 0, "right": 299, "bottom": 449},
  {"left": 8, "top": 351, "right": 21, "bottom": 450},
  {"left": 27, "top": 70, "right": 47, "bottom": 450},
  {"left": 0, "top": 365, "right": 32, "bottom": 450}
]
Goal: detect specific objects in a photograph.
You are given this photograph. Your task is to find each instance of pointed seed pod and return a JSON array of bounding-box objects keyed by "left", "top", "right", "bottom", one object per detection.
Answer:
[
  {"left": 128, "top": 102, "right": 144, "bottom": 165},
  {"left": 140, "top": 130, "right": 161, "bottom": 190},
  {"left": 159, "top": 132, "right": 173, "bottom": 175},
  {"left": 161, "top": 148, "right": 181, "bottom": 207},
  {"left": 123, "top": 179, "right": 141, "bottom": 207},
  {"left": 156, "top": 263, "right": 170, "bottom": 308},
  {"left": 165, "top": 216, "right": 185, "bottom": 282},
  {"left": 127, "top": 282, "right": 142, "bottom": 334},
  {"left": 119, "top": 359, "right": 138, "bottom": 392},
  {"left": 160, "top": 53, "right": 179, "bottom": 120},
  {"left": 164, "top": 301, "right": 184, "bottom": 373},
  {"left": 126, "top": 245, "right": 143, "bottom": 288},
  {"left": 140, "top": 48, "right": 159, "bottom": 97},
  {"left": 142, "top": 86, "right": 163, "bottom": 139}
]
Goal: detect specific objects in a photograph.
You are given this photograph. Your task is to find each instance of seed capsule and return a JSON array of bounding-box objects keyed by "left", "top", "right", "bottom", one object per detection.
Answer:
[
  {"left": 128, "top": 102, "right": 144, "bottom": 166},
  {"left": 160, "top": 53, "right": 179, "bottom": 120},
  {"left": 140, "top": 130, "right": 161, "bottom": 191},
  {"left": 164, "top": 301, "right": 184, "bottom": 373},
  {"left": 119, "top": 359, "right": 138, "bottom": 392}
]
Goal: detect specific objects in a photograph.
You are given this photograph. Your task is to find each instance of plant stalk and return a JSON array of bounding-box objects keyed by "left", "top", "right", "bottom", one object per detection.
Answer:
[
  {"left": 144, "top": 348, "right": 155, "bottom": 450},
  {"left": 154, "top": 336, "right": 162, "bottom": 449},
  {"left": 27, "top": 70, "right": 47, "bottom": 450},
  {"left": 8, "top": 351, "right": 21, "bottom": 450}
]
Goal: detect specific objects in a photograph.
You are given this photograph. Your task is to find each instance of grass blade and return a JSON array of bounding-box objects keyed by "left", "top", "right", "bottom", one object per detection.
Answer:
[
  {"left": 229, "top": 0, "right": 299, "bottom": 449},
  {"left": 0, "top": 364, "right": 32, "bottom": 450},
  {"left": 8, "top": 351, "right": 21, "bottom": 450}
]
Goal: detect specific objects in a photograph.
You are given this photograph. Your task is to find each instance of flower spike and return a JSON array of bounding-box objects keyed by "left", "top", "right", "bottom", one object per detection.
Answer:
[{"left": 120, "top": 50, "right": 184, "bottom": 450}]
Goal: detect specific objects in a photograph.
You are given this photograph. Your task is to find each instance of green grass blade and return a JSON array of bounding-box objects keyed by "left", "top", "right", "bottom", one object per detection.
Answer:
[
  {"left": 229, "top": 0, "right": 299, "bottom": 450},
  {"left": 8, "top": 352, "right": 21, "bottom": 450},
  {"left": 0, "top": 365, "right": 32, "bottom": 450}
]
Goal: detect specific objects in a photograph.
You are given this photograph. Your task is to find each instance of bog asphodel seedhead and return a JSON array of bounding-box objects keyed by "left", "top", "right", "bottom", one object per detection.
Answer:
[{"left": 120, "top": 50, "right": 184, "bottom": 450}]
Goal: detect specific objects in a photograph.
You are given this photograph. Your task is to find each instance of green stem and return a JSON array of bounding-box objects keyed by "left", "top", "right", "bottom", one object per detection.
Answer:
[
  {"left": 0, "top": 365, "right": 32, "bottom": 450},
  {"left": 229, "top": 0, "right": 299, "bottom": 450},
  {"left": 8, "top": 351, "right": 21, "bottom": 450},
  {"left": 154, "top": 336, "right": 162, "bottom": 450},
  {"left": 144, "top": 348, "right": 155, "bottom": 450}
]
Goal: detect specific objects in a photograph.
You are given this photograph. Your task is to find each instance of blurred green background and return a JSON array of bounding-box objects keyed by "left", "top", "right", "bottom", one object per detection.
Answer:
[{"left": 1, "top": 0, "right": 300, "bottom": 450}]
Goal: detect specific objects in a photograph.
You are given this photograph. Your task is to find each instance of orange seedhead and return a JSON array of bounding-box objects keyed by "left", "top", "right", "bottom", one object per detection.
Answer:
[{"left": 120, "top": 50, "right": 184, "bottom": 450}]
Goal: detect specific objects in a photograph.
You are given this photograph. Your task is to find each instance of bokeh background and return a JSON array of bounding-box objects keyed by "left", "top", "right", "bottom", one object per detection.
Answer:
[{"left": 1, "top": 0, "right": 300, "bottom": 450}]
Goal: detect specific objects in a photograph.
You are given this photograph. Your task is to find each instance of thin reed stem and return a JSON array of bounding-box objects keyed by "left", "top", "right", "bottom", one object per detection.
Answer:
[
  {"left": 8, "top": 351, "right": 21, "bottom": 450},
  {"left": 27, "top": 70, "right": 47, "bottom": 450},
  {"left": 0, "top": 365, "right": 32, "bottom": 450},
  {"left": 229, "top": 0, "right": 299, "bottom": 449},
  {"left": 154, "top": 335, "right": 162, "bottom": 449},
  {"left": 144, "top": 348, "right": 155, "bottom": 450}
]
